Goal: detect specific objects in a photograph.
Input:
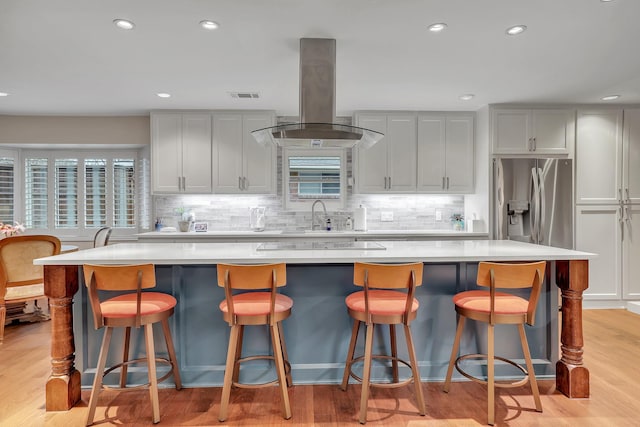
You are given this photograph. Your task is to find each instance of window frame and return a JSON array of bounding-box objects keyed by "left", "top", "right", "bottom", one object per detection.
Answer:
[
  {"left": 21, "top": 149, "right": 142, "bottom": 238},
  {"left": 282, "top": 148, "right": 347, "bottom": 211}
]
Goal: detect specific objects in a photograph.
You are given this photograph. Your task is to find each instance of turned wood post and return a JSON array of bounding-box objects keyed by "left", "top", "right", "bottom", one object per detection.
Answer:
[
  {"left": 555, "top": 259, "right": 590, "bottom": 398},
  {"left": 44, "top": 264, "right": 81, "bottom": 411}
]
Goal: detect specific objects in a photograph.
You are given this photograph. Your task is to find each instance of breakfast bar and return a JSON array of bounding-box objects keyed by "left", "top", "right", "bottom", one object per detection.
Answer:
[{"left": 35, "top": 240, "right": 594, "bottom": 411}]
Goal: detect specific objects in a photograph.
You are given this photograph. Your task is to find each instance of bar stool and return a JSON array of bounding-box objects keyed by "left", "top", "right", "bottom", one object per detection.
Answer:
[
  {"left": 216, "top": 262, "right": 293, "bottom": 422},
  {"left": 82, "top": 264, "right": 182, "bottom": 426},
  {"left": 340, "top": 262, "right": 426, "bottom": 424},
  {"left": 443, "top": 261, "right": 546, "bottom": 425}
]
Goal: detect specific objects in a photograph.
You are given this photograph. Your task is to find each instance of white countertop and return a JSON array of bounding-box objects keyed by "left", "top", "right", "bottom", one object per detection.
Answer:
[
  {"left": 34, "top": 240, "right": 595, "bottom": 266},
  {"left": 137, "top": 229, "right": 488, "bottom": 238}
]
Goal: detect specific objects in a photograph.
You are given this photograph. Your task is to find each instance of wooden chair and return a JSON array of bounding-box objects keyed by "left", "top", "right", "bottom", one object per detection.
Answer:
[
  {"left": 93, "top": 226, "right": 112, "bottom": 248},
  {"left": 82, "top": 263, "right": 182, "bottom": 425},
  {"left": 443, "top": 261, "right": 546, "bottom": 425},
  {"left": 0, "top": 235, "right": 61, "bottom": 343},
  {"left": 216, "top": 263, "right": 292, "bottom": 422},
  {"left": 340, "top": 262, "right": 426, "bottom": 424}
]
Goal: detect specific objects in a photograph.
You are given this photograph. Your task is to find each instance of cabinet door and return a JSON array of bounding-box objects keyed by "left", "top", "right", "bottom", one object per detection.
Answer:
[
  {"left": 355, "top": 114, "right": 388, "bottom": 193},
  {"left": 531, "top": 109, "right": 573, "bottom": 155},
  {"left": 212, "top": 114, "right": 244, "bottom": 193},
  {"left": 387, "top": 114, "right": 417, "bottom": 192},
  {"left": 623, "top": 204, "right": 640, "bottom": 299},
  {"left": 243, "top": 113, "right": 275, "bottom": 193},
  {"left": 151, "top": 114, "right": 182, "bottom": 193},
  {"left": 417, "top": 114, "right": 446, "bottom": 192},
  {"left": 576, "top": 109, "right": 623, "bottom": 204},
  {"left": 623, "top": 109, "right": 640, "bottom": 204},
  {"left": 576, "top": 205, "right": 622, "bottom": 300},
  {"left": 182, "top": 114, "right": 212, "bottom": 193},
  {"left": 445, "top": 115, "right": 474, "bottom": 193},
  {"left": 492, "top": 109, "right": 530, "bottom": 154}
]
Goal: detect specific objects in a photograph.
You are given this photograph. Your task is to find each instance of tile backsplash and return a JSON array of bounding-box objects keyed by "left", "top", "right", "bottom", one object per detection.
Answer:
[{"left": 153, "top": 193, "right": 464, "bottom": 232}]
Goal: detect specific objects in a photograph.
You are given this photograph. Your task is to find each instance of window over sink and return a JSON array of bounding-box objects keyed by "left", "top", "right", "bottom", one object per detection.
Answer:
[{"left": 283, "top": 148, "right": 346, "bottom": 210}]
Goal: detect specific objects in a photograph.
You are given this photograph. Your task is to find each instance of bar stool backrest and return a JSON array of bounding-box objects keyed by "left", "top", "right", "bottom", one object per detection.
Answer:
[
  {"left": 353, "top": 262, "right": 423, "bottom": 289},
  {"left": 476, "top": 261, "right": 546, "bottom": 326},
  {"left": 216, "top": 263, "right": 287, "bottom": 290}
]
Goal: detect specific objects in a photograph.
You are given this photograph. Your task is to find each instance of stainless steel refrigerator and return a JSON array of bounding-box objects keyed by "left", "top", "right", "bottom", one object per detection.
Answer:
[{"left": 494, "top": 158, "right": 573, "bottom": 249}]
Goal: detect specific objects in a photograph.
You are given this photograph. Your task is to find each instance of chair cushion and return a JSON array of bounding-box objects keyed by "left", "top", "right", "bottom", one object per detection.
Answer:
[
  {"left": 219, "top": 292, "right": 293, "bottom": 316},
  {"left": 345, "top": 290, "right": 419, "bottom": 316},
  {"left": 100, "top": 292, "right": 177, "bottom": 318},
  {"left": 453, "top": 290, "right": 529, "bottom": 314},
  {"left": 4, "top": 283, "right": 44, "bottom": 301}
]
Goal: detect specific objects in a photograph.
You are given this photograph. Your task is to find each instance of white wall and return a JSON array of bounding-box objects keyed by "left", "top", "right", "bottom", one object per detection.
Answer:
[
  {"left": 464, "top": 105, "right": 489, "bottom": 232},
  {"left": 0, "top": 115, "right": 149, "bottom": 146}
]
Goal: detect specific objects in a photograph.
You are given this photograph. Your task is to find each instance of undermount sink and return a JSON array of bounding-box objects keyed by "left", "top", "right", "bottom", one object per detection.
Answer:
[{"left": 256, "top": 241, "right": 386, "bottom": 251}]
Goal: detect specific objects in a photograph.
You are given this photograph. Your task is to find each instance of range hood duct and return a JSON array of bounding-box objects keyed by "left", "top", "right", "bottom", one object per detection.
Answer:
[{"left": 251, "top": 38, "right": 384, "bottom": 149}]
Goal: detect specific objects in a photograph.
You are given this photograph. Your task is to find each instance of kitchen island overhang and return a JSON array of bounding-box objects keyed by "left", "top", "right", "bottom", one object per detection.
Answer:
[{"left": 35, "top": 240, "right": 595, "bottom": 411}]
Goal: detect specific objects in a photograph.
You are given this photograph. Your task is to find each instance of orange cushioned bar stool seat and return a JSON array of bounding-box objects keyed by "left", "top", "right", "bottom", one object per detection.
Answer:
[
  {"left": 341, "top": 262, "right": 426, "bottom": 424},
  {"left": 217, "top": 263, "right": 293, "bottom": 422},
  {"left": 443, "top": 261, "right": 546, "bottom": 426},
  {"left": 83, "top": 264, "right": 182, "bottom": 426}
]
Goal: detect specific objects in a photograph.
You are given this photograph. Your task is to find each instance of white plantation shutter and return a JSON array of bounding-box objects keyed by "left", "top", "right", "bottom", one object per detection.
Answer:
[
  {"left": 137, "top": 156, "right": 151, "bottom": 230},
  {"left": 25, "top": 158, "right": 48, "bottom": 229},
  {"left": 113, "top": 159, "right": 135, "bottom": 228},
  {"left": 0, "top": 157, "right": 14, "bottom": 223},
  {"left": 288, "top": 156, "right": 341, "bottom": 201},
  {"left": 85, "top": 159, "right": 106, "bottom": 227},
  {"left": 55, "top": 159, "right": 78, "bottom": 228}
]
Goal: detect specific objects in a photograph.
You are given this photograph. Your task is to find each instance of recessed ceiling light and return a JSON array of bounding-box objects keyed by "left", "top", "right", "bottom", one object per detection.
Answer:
[
  {"left": 459, "top": 94, "right": 475, "bottom": 101},
  {"left": 428, "top": 23, "right": 447, "bottom": 33},
  {"left": 506, "top": 25, "right": 527, "bottom": 36},
  {"left": 0, "top": 92, "right": 8, "bottom": 97},
  {"left": 600, "top": 0, "right": 614, "bottom": 2},
  {"left": 156, "top": 93, "right": 171, "bottom": 98},
  {"left": 200, "top": 20, "right": 219, "bottom": 30},
  {"left": 113, "top": 19, "right": 135, "bottom": 30},
  {"left": 601, "top": 95, "right": 620, "bottom": 101}
]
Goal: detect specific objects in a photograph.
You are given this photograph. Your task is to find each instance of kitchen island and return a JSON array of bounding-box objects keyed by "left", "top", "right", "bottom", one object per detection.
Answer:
[{"left": 35, "top": 240, "right": 594, "bottom": 411}]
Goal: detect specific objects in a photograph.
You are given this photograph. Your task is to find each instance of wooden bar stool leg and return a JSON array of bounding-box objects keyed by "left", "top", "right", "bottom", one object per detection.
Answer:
[
  {"left": 404, "top": 324, "right": 425, "bottom": 415},
  {"left": 277, "top": 321, "right": 293, "bottom": 387},
  {"left": 390, "top": 324, "right": 399, "bottom": 383},
  {"left": 232, "top": 325, "right": 244, "bottom": 384},
  {"left": 161, "top": 318, "right": 182, "bottom": 389},
  {"left": 359, "top": 323, "right": 375, "bottom": 424},
  {"left": 444, "top": 316, "right": 465, "bottom": 393},
  {"left": 487, "top": 324, "right": 495, "bottom": 426},
  {"left": 341, "top": 320, "right": 361, "bottom": 391},
  {"left": 219, "top": 324, "right": 240, "bottom": 422},
  {"left": 144, "top": 323, "right": 160, "bottom": 424},
  {"left": 270, "top": 323, "right": 292, "bottom": 419},
  {"left": 518, "top": 324, "right": 542, "bottom": 412},
  {"left": 87, "top": 327, "right": 113, "bottom": 426},
  {"left": 120, "top": 327, "right": 131, "bottom": 388}
]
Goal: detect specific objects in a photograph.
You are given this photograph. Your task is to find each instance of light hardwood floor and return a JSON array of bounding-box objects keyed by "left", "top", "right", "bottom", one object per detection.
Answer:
[{"left": 1, "top": 309, "right": 639, "bottom": 426}]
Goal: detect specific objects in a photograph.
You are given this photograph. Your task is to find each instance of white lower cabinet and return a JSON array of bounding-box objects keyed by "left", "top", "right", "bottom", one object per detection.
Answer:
[{"left": 576, "top": 204, "right": 640, "bottom": 302}]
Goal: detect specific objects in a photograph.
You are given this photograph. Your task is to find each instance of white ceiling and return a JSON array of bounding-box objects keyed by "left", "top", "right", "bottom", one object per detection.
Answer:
[{"left": 2, "top": 0, "right": 640, "bottom": 116}]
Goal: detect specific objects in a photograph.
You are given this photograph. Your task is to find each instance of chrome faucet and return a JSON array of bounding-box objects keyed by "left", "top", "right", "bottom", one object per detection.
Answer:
[{"left": 311, "top": 199, "right": 328, "bottom": 231}]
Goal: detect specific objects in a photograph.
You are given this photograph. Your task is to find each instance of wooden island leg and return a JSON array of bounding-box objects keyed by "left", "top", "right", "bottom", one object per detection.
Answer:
[
  {"left": 43, "top": 265, "right": 82, "bottom": 411},
  {"left": 555, "top": 259, "right": 590, "bottom": 398}
]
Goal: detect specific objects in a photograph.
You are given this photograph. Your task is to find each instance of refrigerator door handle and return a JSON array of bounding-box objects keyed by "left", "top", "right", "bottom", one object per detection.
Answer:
[
  {"left": 538, "top": 167, "right": 546, "bottom": 245},
  {"left": 530, "top": 167, "right": 539, "bottom": 243}
]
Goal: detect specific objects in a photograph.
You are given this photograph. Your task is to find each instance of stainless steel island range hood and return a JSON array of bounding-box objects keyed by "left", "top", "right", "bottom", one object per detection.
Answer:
[{"left": 251, "top": 38, "right": 384, "bottom": 149}]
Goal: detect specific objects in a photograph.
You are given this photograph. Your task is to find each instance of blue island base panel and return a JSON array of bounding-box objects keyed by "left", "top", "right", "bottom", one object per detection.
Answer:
[{"left": 74, "top": 263, "right": 558, "bottom": 388}]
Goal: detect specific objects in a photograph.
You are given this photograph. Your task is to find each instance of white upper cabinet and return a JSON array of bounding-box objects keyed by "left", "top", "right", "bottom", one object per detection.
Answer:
[
  {"left": 355, "top": 113, "right": 417, "bottom": 193},
  {"left": 491, "top": 108, "right": 575, "bottom": 155},
  {"left": 151, "top": 113, "right": 212, "bottom": 193},
  {"left": 575, "top": 109, "right": 623, "bottom": 205},
  {"left": 623, "top": 109, "right": 640, "bottom": 204},
  {"left": 417, "top": 113, "right": 474, "bottom": 193},
  {"left": 212, "top": 112, "right": 275, "bottom": 194}
]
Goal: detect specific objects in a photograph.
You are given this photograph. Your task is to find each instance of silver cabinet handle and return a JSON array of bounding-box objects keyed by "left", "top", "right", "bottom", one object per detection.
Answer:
[
  {"left": 533, "top": 137, "right": 537, "bottom": 151},
  {"left": 239, "top": 177, "right": 242, "bottom": 190},
  {"left": 619, "top": 188, "right": 623, "bottom": 202},
  {"left": 442, "top": 177, "right": 446, "bottom": 190},
  {"left": 183, "top": 176, "right": 186, "bottom": 190},
  {"left": 446, "top": 176, "right": 450, "bottom": 190},
  {"left": 384, "top": 176, "right": 388, "bottom": 190},
  {"left": 619, "top": 207, "right": 625, "bottom": 241},
  {"left": 243, "top": 177, "right": 248, "bottom": 190},
  {"left": 388, "top": 176, "right": 391, "bottom": 189},
  {"left": 528, "top": 138, "right": 532, "bottom": 151},
  {"left": 178, "top": 176, "right": 182, "bottom": 191},
  {"left": 626, "top": 188, "right": 630, "bottom": 203}
]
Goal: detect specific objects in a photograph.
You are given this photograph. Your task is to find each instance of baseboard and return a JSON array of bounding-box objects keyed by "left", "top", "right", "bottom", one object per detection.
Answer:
[
  {"left": 583, "top": 301, "right": 626, "bottom": 309},
  {"left": 627, "top": 301, "right": 640, "bottom": 315}
]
